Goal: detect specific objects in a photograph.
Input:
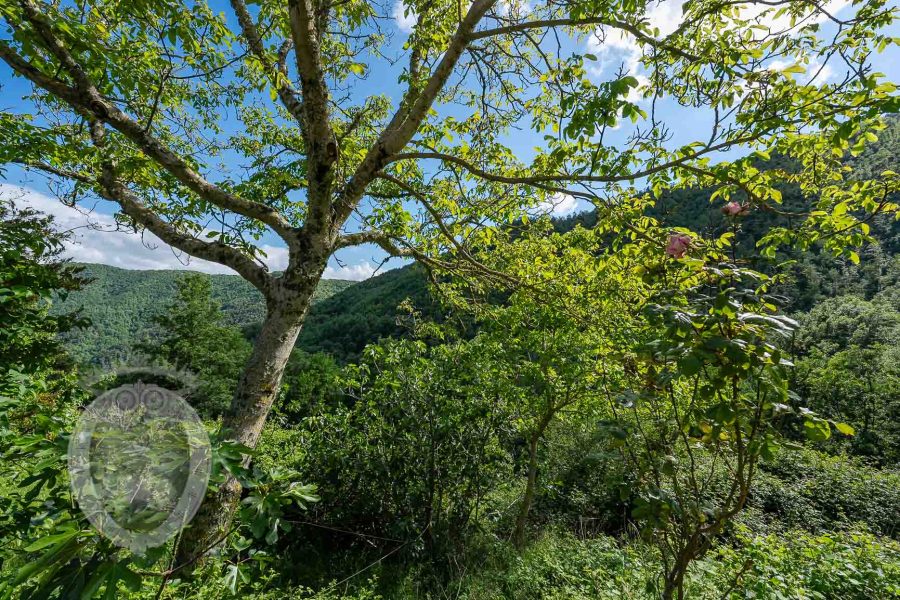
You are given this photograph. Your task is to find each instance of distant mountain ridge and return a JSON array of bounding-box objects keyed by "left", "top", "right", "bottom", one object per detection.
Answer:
[
  {"left": 296, "top": 263, "right": 434, "bottom": 362},
  {"left": 55, "top": 263, "right": 354, "bottom": 366}
]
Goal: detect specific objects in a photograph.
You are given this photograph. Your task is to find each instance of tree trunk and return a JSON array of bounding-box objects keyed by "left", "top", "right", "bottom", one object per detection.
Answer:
[
  {"left": 175, "top": 277, "right": 316, "bottom": 567},
  {"left": 662, "top": 534, "right": 708, "bottom": 600},
  {"left": 513, "top": 433, "right": 540, "bottom": 549},
  {"left": 662, "top": 563, "right": 687, "bottom": 600}
]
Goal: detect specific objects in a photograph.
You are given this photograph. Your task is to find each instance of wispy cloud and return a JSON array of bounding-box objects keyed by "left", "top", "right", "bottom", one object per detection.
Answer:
[
  {"left": 498, "top": 0, "right": 531, "bottom": 17},
  {"left": 324, "top": 261, "right": 376, "bottom": 280},
  {"left": 0, "top": 184, "right": 375, "bottom": 281},
  {"left": 767, "top": 58, "right": 837, "bottom": 84},
  {"left": 740, "top": 0, "right": 850, "bottom": 36},
  {"left": 587, "top": 0, "right": 684, "bottom": 80},
  {"left": 538, "top": 192, "right": 580, "bottom": 216},
  {"left": 393, "top": 1, "right": 417, "bottom": 33},
  {"left": 586, "top": 0, "right": 851, "bottom": 85}
]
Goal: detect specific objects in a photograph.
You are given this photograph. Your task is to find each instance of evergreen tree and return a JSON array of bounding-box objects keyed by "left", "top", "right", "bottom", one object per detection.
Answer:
[{"left": 138, "top": 273, "right": 252, "bottom": 416}]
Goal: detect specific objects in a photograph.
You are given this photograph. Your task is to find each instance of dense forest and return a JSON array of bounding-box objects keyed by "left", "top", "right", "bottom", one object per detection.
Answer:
[
  {"left": 4, "top": 123, "right": 898, "bottom": 598},
  {"left": 2, "top": 0, "right": 900, "bottom": 599}
]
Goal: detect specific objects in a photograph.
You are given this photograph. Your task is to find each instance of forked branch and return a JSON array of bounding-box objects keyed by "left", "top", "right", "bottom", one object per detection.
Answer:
[{"left": 1, "top": 1, "right": 298, "bottom": 245}]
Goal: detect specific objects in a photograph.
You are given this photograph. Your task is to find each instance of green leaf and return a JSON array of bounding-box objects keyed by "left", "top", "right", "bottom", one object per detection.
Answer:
[
  {"left": 24, "top": 530, "right": 80, "bottom": 553},
  {"left": 834, "top": 422, "right": 855, "bottom": 436},
  {"left": 678, "top": 355, "right": 702, "bottom": 376},
  {"left": 80, "top": 562, "right": 114, "bottom": 600},
  {"left": 803, "top": 418, "right": 831, "bottom": 442},
  {"left": 116, "top": 565, "right": 142, "bottom": 592}
]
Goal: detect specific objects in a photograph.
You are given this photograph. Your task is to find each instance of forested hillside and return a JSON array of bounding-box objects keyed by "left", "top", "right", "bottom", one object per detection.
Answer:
[
  {"left": 54, "top": 264, "right": 353, "bottom": 366},
  {"left": 295, "top": 263, "right": 435, "bottom": 361}
]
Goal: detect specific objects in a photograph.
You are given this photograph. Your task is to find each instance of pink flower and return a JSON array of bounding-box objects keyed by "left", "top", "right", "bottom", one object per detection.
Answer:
[
  {"left": 666, "top": 233, "right": 692, "bottom": 259},
  {"left": 721, "top": 201, "right": 749, "bottom": 217}
]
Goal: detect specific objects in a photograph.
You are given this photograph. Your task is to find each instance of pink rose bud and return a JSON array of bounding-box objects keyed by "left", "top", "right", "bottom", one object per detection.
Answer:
[
  {"left": 665, "top": 233, "right": 692, "bottom": 258},
  {"left": 721, "top": 201, "right": 748, "bottom": 217}
]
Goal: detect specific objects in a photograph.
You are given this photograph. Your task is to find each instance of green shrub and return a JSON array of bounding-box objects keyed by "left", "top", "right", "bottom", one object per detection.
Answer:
[
  {"left": 447, "top": 529, "right": 900, "bottom": 600},
  {"left": 710, "top": 529, "right": 900, "bottom": 599},
  {"left": 748, "top": 449, "right": 900, "bottom": 537},
  {"left": 272, "top": 339, "right": 513, "bottom": 548},
  {"left": 427, "top": 531, "right": 656, "bottom": 600}
]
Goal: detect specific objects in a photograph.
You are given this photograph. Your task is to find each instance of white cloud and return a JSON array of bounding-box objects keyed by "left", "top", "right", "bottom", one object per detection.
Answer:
[
  {"left": 393, "top": 1, "right": 417, "bottom": 34},
  {"left": 647, "top": 0, "right": 685, "bottom": 36},
  {"left": 589, "top": 0, "right": 851, "bottom": 78},
  {"left": 819, "top": 0, "right": 851, "bottom": 21},
  {"left": 739, "top": 0, "right": 851, "bottom": 38},
  {"left": 0, "top": 184, "right": 375, "bottom": 281},
  {"left": 324, "top": 261, "right": 376, "bottom": 281},
  {"left": 538, "top": 192, "right": 579, "bottom": 216},
  {"left": 807, "top": 59, "right": 835, "bottom": 83},
  {"left": 583, "top": 0, "right": 850, "bottom": 112},
  {"left": 588, "top": 0, "right": 684, "bottom": 78},
  {"left": 1, "top": 183, "right": 234, "bottom": 274},
  {"left": 587, "top": 28, "right": 642, "bottom": 77},
  {"left": 498, "top": 0, "right": 531, "bottom": 17},
  {"left": 627, "top": 73, "right": 651, "bottom": 102}
]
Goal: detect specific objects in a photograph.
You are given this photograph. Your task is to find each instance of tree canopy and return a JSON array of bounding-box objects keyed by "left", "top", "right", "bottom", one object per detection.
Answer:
[
  {"left": 0, "top": 0, "right": 897, "bottom": 276},
  {"left": 1, "top": 0, "right": 899, "bottom": 581}
]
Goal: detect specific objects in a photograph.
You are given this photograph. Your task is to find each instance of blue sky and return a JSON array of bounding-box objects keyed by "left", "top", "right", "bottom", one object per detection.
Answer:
[{"left": 1, "top": 0, "right": 898, "bottom": 280}]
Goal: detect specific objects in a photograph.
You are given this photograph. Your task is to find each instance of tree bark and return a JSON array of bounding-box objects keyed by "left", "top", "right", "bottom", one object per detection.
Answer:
[
  {"left": 175, "top": 275, "right": 318, "bottom": 567},
  {"left": 513, "top": 407, "right": 555, "bottom": 550},
  {"left": 513, "top": 433, "right": 540, "bottom": 550},
  {"left": 663, "top": 553, "right": 691, "bottom": 600}
]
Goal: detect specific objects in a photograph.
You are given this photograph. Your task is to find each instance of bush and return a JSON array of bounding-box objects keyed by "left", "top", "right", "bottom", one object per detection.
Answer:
[
  {"left": 747, "top": 449, "right": 900, "bottom": 538},
  {"left": 711, "top": 529, "right": 900, "bottom": 599},
  {"left": 532, "top": 424, "right": 635, "bottom": 537},
  {"left": 257, "top": 339, "right": 514, "bottom": 558},
  {"left": 422, "top": 530, "right": 657, "bottom": 600},
  {"left": 534, "top": 441, "right": 900, "bottom": 545},
  {"left": 447, "top": 529, "right": 900, "bottom": 600}
]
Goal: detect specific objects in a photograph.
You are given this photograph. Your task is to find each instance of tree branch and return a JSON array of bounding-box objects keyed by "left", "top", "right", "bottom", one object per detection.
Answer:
[
  {"left": 375, "top": 172, "right": 517, "bottom": 284},
  {"left": 3, "top": 2, "right": 298, "bottom": 244},
  {"left": 0, "top": 39, "right": 79, "bottom": 99},
  {"left": 335, "top": 229, "right": 488, "bottom": 286},
  {"left": 470, "top": 17, "right": 699, "bottom": 62},
  {"left": 287, "top": 0, "right": 338, "bottom": 238},
  {"left": 88, "top": 123, "right": 273, "bottom": 294},
  {"left": 391, "top": 135, "right": 760, "bottom": 185},
  {"left": 333, "top": 0, "right": 497, "bottom": 225},
  {"left": 348, "top": 231, "right": 456, "bottom": 276},
  {"left": 101, "top": 177, "right": 274, "bottom": 293},
  {"left": 334, "top": 169, "right": 519, "bottom": 285},
  {"left": 230, "top": 0, "right": 305, "bottom": 127},
  {"left": 14, "top": 160, "right": 93, "bottom": 185},
  {"left": 333, "top": 229, "right": 391, "bottom": 249}
]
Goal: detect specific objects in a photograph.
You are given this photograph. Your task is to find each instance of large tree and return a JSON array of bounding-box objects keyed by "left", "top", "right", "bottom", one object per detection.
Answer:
[{"left": 0, "top": 0, "right": 896, "bottom": 564}]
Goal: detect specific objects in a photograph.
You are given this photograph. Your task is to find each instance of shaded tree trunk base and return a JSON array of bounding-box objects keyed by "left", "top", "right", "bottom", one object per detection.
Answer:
[
  {"left": 174, "top": 478, "right": 242, "bottom": 571},
  {"left": 513, "top": 434, "right": 540, "bottom": 550}
]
